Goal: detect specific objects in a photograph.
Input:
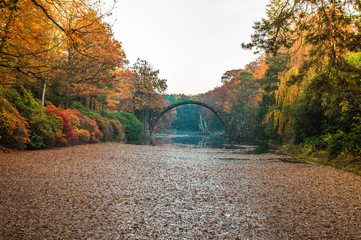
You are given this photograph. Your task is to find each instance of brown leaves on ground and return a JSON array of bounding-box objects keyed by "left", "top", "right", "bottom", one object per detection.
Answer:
[{"left": 0, "top": 142, "right": 360, "bottom": 239}]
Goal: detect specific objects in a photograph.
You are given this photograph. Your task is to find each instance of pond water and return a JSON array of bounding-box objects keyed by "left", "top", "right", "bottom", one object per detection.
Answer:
[
  {"left": 152, "top": 130, "right": 269, "bottom": 154},
  {"left": 152, "top": 131, "right": 227, "bottom": 148}
]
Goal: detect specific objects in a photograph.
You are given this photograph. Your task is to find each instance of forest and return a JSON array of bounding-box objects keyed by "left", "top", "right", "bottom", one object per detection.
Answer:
[{"left": 0, "top": 0, "right": 360, "bottom": 174}]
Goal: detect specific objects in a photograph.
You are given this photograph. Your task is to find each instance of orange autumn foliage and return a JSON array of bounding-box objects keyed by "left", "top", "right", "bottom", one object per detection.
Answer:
[{"left": 0, "top": 97, "right": 30, "bottom": 148}]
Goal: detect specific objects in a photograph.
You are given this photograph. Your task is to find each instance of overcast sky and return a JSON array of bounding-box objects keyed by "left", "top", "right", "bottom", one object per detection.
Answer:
[{"left": 105, "top": 0, "right": 269, "bottom": 95}]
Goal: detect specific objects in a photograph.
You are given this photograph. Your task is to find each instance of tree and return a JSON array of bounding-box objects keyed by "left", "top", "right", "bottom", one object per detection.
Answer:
[
  {"left": 131, "top": 59, "right": 167, "bottom": 112},
  {"left": 0, "top": 0, "right": 62, "bottom": 87},
  {"left": 56, "top": 1, "right": 127, "bottom": 108},
  {"left": 106, "top": 68, "right": 135, "bottom": 112},
  {"left": 242, "top": 0, "right": 361, "bottom": 70},
  {"left": 0, "top": 0, "right": 125, "bottom": 108},
  {"left": 243, "top": 0, "right": 361, "bottom": 144}
]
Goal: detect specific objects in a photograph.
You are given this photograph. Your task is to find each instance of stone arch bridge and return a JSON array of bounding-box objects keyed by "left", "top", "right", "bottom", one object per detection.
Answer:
[{"left": 135, "top": 100, "right": 234, "bottom": 141}]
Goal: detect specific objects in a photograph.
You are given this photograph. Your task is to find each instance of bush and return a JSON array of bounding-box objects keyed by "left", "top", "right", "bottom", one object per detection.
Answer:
[
  {"left": 98, "top": 109, "right": 142, "bottom": 143},
  {"left": 46, "top": 105, "right": 74, "bottom": 140},
  {"left": 89, "top": 119, "right": 102, "bottom": 143},
  {"left": 303, "top": 135, "right": 328, "bottom": 154},
  {"left": 110, "top": 120, "right": 124, "bottom": 141},
  {"left": 291, "top": 93, "right": 324, "bottom": 144},
  {"left": 56, "top": 137, "right": 69, "bottom": 147},
  {"left": 70, "top": 101, "right": 98, "bottom": 119},
  {"left": 64, "top": 109, "right": 86, "bottom": 144},
  {"left": 69, "top": 127, "right": 91, "bottom": 145},
  {"left": 117, "top": 112, "right": 142, "bottom": 144},
  {"left": 343, "top": 116, "right": 361, "bottom": 155},
  {"left": 7, "top": 88, "right": 57, "bottom": 149},
  {"left": 95, "top": 115, "right": 114, "bottom": 141},
  {"left": 77, "top": 128, "right": 91, "bottom": 143},
  {"left": 303, "top": 121, "right": 361, "bottom": 157},
  {"left": 63, "top": 108, "right": 103, "bottom": 143},
  {"left": 0, "top": 97, "right": 30, "bottom": 149}
]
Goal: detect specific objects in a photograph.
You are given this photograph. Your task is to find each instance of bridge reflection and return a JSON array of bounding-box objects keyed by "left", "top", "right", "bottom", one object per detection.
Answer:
[{"left": 152, "top": 131, "right": 226, "bottom": 148}]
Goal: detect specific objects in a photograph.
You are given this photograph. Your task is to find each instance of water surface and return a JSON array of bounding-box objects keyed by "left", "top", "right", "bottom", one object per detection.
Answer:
[{"left": 152, "top": 131, "right": 227, "bottom": 148}]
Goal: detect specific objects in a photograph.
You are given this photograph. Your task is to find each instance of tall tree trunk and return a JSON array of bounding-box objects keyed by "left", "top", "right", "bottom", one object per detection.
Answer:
[
  {"left": 65, "top": 44, "right": 73, "bottom": 109},
  {"left": 41, "top": 80, "right": 46, "bottom": 106}
]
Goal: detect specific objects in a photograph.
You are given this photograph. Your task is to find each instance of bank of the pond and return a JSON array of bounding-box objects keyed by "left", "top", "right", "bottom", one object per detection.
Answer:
[
  {"left": 153, "top": 133, "right": 361, "bottom": 176},
  {"left": 280, "top": 144, "right": 361, "bottom": 176}
]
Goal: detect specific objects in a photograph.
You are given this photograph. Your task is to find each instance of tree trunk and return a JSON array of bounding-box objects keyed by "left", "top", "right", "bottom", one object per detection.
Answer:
[{"left": 41, "top": 80, "right": 46, "bottom": 106}]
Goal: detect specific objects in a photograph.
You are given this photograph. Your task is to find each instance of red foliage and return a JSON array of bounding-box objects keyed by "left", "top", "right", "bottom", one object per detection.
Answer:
[
  {"left": 63, "top": 108, "right": 103, "bottom": 143},
  {"left": 89, "top": 119, "right": 102, "bottom": 143},
  {"left": 46, "top": 105, "right": 74, "bottom": 139},
  {"left": 110, "top": 120, "right": 122, "bottom": 135},
  {"left": 96, "top": 117, "right": 114, "bottom": 141}
]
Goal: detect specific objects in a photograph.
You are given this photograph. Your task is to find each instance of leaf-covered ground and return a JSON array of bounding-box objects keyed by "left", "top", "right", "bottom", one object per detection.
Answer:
[{"left": 0, "top": 142, "right": 360, "bottom": 239}]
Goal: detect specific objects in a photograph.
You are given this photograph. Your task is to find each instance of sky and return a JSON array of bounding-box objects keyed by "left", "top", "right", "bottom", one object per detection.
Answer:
[{"left": 104, "top": 0, "right": 269, "bottom": 95}]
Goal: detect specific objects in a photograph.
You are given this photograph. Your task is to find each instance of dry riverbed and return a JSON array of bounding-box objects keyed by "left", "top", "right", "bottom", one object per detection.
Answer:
[{"left": 0, "top": 142, "right": 360, "bottom": 239}]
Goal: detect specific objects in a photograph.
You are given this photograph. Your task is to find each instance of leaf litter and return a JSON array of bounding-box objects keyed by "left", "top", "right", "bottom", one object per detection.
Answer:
[{"left": 0, "top": 142, "right": 360, "bottom": 239}]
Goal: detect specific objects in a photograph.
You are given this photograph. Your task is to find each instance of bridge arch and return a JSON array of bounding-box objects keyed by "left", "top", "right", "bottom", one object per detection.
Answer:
[{"left": 148, "top": 100, "right": 230, "bottom": 136}]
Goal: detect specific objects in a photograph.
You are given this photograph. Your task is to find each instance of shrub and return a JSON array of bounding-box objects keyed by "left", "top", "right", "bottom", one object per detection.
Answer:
[
  {"left": 64, "top": 109, "right": 83, "bottom": 145},
  {"left": 0, "top": 97, "right": 30, "bottom": 149},
  {"left": 89, "top": 119, "right": 102, "bottom": 143},
  {"left": 77, "top": 128, "right": 91, "bottom": 143},
  {"left": 56, "top": 137, "right": 69, "bottom": 147},
  {"left": 7, "top": 88, "right": 57, "bottom": 149},
  {"left": 96, "top": 116, "right": 114, "bottom": 141},
  {"left": 68, "top": 127, "right": 80, "bottom": 145},
  {"left": 70, "top": 101, "right": 98, "bottom": 119},
  {"left": 46, "top": 105, "right": 74, "bottom": 140},
  {"left": 110, "top": 120, "right": 124, "bottom": 141},
  {"left": 116, "top": 112, "right": 142, "bottom": 144},
  {"left": 303, "top": 135, "right": 328, "bottom": 154},
  {"left": 303, "top": 119, "right": 361, "bottom": 157},
  {"left": 98, "top": 109, "right": 125, "bottom": 141},
  {"left": 98, "top": 109, "right": 142, "bottom": 143},
  {"left": 64, "top": 108, "right": 104, "bottom": 143},
  {"left": 69, "top": 127, "right": 91, "bottom": 145},
  {"left": 343, "top": 116, "right": 361, "bottom": 155}
]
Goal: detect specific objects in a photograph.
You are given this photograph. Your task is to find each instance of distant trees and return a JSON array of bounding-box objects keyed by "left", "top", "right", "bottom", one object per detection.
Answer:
[{"left": 198, "top": 61, "right": 264, "bottom": 142}]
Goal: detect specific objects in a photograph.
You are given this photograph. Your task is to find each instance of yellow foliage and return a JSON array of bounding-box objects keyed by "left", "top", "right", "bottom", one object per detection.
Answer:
[
  {"left": 270, "top": 64, "right": 306, "bottom": 138},
  {"left": 74, "top": 128, "right": 90, "bottom": 143},
  {"left": 275, "top": 67, "right": 300, "bottom": 106},
  {"left": 263, "top": 109, "right": 280, "bottom": 129},
  {"left": 68, "top": 114, "right": 80, "bottom": 128},
  {"left": 54, "top": 130, "right": 65, "bottom": 139},
  {"left": 0, "top": 111, "right": 17, "bottom": 136},
  {"left": 0, "top": 97, "right": 30, "bottom": 147}
]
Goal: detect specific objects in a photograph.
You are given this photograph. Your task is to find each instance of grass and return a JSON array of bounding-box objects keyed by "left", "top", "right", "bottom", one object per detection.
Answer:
[{"left": 280, "top": 144, "right": 361, "bottom": 176}]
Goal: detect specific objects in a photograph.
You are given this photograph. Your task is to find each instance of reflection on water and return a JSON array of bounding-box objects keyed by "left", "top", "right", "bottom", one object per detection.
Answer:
[
  {"left": 152, "top": 131, "right": 226, "bottom": 148},
  {"left": 151, "top": 131, "right": 271, "bottom": 154}
]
